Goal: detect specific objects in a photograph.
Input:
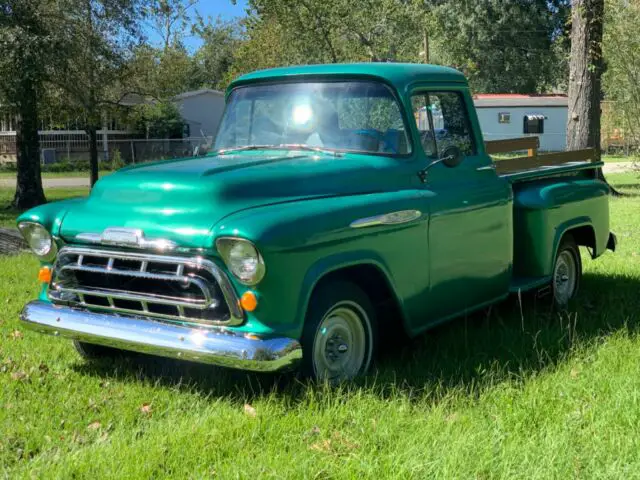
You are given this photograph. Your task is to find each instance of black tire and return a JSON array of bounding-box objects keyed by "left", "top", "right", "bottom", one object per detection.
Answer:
[
  {"left": 551, "top": 234, "right": 582, "bottom": 309},
  {"left": 73, "top": 340, "right": 128, "bottom": 360},
  {"left": 300, "top": 280, "right": 377, "bottom": 382}
]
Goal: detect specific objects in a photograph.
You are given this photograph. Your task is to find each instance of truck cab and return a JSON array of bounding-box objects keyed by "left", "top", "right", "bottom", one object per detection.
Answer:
[{"left": 18, "top": 64, "right": 615, "bottom": 382}]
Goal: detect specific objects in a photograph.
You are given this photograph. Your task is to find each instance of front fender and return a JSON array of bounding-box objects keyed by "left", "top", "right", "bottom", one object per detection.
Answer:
[
  {"left": 294, "top": 250, "right": 407, "bottom": 336},
  {"left": 213, "top": 191, "right": 430, "bottom": 339}
]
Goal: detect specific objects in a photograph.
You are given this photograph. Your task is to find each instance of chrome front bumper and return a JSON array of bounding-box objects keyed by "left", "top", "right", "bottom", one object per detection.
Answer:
[{"left": 20, "top": 301, "right": 302, "bottom": 372}]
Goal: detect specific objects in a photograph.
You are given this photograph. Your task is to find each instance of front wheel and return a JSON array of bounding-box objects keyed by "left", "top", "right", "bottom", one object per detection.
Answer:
[
  {"left": 301, "top": 281, "right": 377, "bottom": 382},
  {"left": 551, "top": 234, "right": 582, "bottom": 308}
]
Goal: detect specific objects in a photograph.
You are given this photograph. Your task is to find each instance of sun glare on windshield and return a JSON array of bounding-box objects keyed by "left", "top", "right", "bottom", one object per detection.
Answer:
[{"left": 214, "top": 81, "right": 411, "bottom": 156}]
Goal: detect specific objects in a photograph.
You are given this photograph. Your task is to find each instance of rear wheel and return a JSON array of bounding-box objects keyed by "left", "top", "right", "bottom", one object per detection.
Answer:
[
  {"left": 73, "top": 340, "right": 128, "bottom": 360},
  {"left": 551, "top": 234, "right": 582, "bottom": 308},
  {"left": 301, "top": 281, "right": 377, "bottom": 382}
]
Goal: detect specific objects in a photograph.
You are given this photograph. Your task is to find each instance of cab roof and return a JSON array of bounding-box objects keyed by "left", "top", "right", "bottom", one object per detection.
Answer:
[{"left": 229, "top": 63, "right": 467, "bottom": 94}]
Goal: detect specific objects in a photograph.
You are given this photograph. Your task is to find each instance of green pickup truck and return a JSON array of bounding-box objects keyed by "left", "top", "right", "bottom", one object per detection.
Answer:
[{"left": 18, "top": 64, "right": 616, "bottom": 381}]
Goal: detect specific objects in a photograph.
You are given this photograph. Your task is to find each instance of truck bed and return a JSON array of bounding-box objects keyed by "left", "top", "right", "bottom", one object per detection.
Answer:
[{"left": 501, "top": 160, "right": 603, "bottom": 183}]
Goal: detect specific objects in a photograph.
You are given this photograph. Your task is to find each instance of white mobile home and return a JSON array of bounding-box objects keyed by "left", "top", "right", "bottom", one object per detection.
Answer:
[
  {"left": 473, "top": 94, "right": 568, "bottom": 152},
  {"left": 172, "top": 89, "right": 226, "bottom": 139}
]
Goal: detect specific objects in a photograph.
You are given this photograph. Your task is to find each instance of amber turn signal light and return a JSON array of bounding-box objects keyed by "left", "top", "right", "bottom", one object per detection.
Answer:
[
  {"left": 240, "top": 291, "right": 258, "bottom": 312},
  {"left": 38, "top": 266, "right": 52, "bottom": 283}
]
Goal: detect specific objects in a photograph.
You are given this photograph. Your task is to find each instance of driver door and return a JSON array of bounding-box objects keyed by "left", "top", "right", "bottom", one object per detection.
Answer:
[{"left": 411, "top": 90, "right": 512, "bottom": 323}]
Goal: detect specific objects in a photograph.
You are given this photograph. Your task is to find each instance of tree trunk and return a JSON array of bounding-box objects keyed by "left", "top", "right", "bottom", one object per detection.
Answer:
[
  {"left": 567, "top": 0, "right": 621, "bottom": 195},
  {"left": 12, "top": 77, "right": 46, "bottom": 209},
  {"left": 87, "top": 125, "right": 99, "bottom": 187}
]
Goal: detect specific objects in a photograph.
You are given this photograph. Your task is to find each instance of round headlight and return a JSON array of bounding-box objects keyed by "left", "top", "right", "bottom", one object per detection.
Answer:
[
  {"left": 216, "top": 238, "right": 265, "bottom": 285},
  {"left": 18, "top": 222, "right": 54, "bottom": 258}
]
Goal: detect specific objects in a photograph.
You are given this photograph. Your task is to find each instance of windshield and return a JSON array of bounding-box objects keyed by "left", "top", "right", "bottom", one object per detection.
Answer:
[{"left": 214, "top": 81, "right": 411, "bottom": 155}]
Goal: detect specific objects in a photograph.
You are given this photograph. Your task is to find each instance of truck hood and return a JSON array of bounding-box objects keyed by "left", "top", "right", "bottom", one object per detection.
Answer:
[{"left": 59, "top": 150, "right": 403, "bottom": 249}]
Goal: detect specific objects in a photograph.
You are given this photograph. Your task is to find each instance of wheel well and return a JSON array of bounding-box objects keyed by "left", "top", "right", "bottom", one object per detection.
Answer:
[
  {"left": 312, "top": 264, "right": 405, "bottom": 330},
  {"left": 565, "top": 225, "right": 596, "bottom": 256}
]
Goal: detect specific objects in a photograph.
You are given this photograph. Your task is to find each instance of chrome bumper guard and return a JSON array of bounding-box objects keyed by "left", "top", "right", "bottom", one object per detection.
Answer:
[{"left": 21, "top": 301, "right": 302, "bottom": 372}]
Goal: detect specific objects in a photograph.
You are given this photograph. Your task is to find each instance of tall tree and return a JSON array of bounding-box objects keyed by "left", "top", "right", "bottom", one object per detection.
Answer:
[
  {"left": 566, "top": 0, "right": 604, "bottom": 157},
  {"left": 0, "top": 1, "right": 52, "bottom": 208},
  {"left": 430, "top": 0, "right": 570, "bottom": 93},
  {"left": 147, "top": 0, "right": 198, "bottom": 51},
  {"left": 566, "top": 0, "right": 621, "bottom": 193},
  {"left": 602, "top": 0, "right": 640, "bottom": 150},
  {"left": 192, "top": 16, "right": 241, "bottom": 90},
  {"left": 245, "top": 0, "right": 423, "bottom": 66},
  {"left": 129, "top": 43, "right": 200, "bottom": 99},
  {"left": 53, "top": 0, "right": 146, "bottom": 186}
]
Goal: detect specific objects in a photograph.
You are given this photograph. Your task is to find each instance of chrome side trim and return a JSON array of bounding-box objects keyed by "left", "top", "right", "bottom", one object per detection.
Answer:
[
  {"left": 476, "top": 164, "right": 497, "bottom": 172},
  {"left": 49, "top": 247, "right": 244, "bottom": 326},
  {"left": 20, "top": 301, "right": 302, "bottom": 372},
  {"left": 350, "top": 210, "right": 422, "bottom": 229}
]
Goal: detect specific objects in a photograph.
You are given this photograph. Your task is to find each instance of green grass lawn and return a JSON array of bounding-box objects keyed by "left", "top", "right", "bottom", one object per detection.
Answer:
[
  {"left": 602, "top": 154, "right": 639, "bottom": 163},
  {"left": 1, "top": 173, "right": 639, "bottom": 477}
]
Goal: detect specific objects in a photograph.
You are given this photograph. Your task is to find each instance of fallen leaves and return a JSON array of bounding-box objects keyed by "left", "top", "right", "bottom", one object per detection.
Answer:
[
  {"left": 10, "top": 330, "right": 23, "bottom": 340},
  {"left": 243, "top": 403, "right": 257, "bottom": 417},
  {"left": 10, "top": 370, "right": 28, "bottom": 382},
  {"left": 87, "top": 421, "right": 101, "bottom": 431},
  {"left": 309, "top": 431, "right": 360, "bottom": 456},
  {"left": 140, "top": 403, "right": 153, "bottom": 415}
]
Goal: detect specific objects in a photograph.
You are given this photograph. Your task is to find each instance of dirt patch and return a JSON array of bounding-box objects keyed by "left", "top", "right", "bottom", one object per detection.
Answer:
[{"left": 603, "top": 162, "right": 638, "bottom": 174}]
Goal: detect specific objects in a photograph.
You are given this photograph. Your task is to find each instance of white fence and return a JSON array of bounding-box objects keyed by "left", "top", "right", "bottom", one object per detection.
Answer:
[{"left": 0, "top": 131, "right": 213, "bottom": 164}]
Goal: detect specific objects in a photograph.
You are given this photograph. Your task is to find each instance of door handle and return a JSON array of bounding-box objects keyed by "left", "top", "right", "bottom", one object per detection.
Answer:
[{"left": 476, "top": 164, "right": 496, "bottom": 172}]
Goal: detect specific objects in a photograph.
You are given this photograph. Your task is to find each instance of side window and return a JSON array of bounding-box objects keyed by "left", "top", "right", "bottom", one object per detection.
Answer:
[
  {"left": 411, "top": 91, "right": 476, "bottom": 158},
  {"left": 429, "top": 92, "right": 475, "bottom": 156},
  {"left": 411, "top": 94, "right": 437, "bottom": 158}
]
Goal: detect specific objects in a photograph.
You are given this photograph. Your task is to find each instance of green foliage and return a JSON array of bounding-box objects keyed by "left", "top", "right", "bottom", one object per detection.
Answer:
[
  {"left": 191, "top": 16, "right": 241, "bottom": 90},
  {"left": 110, "top": 148, "right": 125, "bottom": 170},
  {"left": 429, "top": 0, "right": 570, "bottom": 93},
  {"left": 232, "top": 0, "right": 569, "bottom": 94},
  {"left": 243, "top": 0, "right": 423, "bottom": 64},
  {"left": 146, "top": 0, "right": 198, "bottom": 50},
  {"left": 129, "top": 102, "right": 185, "bottom": 139},
  {"left": 50, "top": 0, "right": 147, "bottom": 125},
  {"left": 128, "top": 44, "right": 201, "bottom": 99},
  {"left": 602, "top": 0, "right": 640, "bottom": 146}
]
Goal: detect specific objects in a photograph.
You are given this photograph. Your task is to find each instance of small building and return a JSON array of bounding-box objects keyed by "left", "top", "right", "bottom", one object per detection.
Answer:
[
  {"left": 172, "top": 89, "right": 226, "bottom": 139},
  {"left": 473, "top": 94, "right": 568, "bottom": 152}
]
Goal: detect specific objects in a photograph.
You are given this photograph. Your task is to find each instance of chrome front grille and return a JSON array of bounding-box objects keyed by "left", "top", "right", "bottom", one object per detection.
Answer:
[{"left": 48, "top": 247, "right": 243, "bottom": 326}]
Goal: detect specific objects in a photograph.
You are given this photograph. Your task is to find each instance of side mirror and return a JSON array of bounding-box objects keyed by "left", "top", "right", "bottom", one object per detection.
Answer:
[{"left": 441, "top": 145, "right": 463, "bottom": 168}]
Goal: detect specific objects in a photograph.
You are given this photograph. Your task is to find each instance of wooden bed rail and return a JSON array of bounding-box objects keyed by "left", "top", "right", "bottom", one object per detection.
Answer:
[
  {"left": 494, "top": 148, "right": 596, "bottom": 174},
  {"left": 484, "top": 136, "right": 597, "bottom": 174},
  {"left": 484, "top": 137, "right": 540, "bottom": 157}
]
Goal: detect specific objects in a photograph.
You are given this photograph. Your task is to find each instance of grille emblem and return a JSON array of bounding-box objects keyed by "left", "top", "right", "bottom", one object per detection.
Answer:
[
  {"left": 76, "top": 228, "right": 178, "bottom": 251},
  {"left": 101, "top": 228, "right": 142, "bottom": 247}
]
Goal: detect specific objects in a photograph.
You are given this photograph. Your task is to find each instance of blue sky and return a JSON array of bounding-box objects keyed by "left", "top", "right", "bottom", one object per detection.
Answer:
[{"left": 145, "top": 0, "right": 248, "bottom": 51}]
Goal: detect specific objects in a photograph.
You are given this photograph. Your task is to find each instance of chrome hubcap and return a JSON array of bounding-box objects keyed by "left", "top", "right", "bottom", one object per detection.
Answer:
[
  {"left": 312, "top": 302, "right": 370, "bottom": 382},
  {"left": 554, "top": 250, "right": 577, "bottom": 305}
]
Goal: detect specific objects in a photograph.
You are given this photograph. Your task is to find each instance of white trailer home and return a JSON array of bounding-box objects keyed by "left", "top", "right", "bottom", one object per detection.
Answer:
[
  {"left": 473, "top": 94, "right": 568, "bottom": 152},
  {"left": 172, "top": 89, "right": 226, "bottom": 139}
]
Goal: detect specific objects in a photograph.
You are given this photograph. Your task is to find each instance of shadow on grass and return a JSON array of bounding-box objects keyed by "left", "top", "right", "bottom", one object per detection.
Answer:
[{"left": 72, "top": 271, "right": 640, "bottom": 403}]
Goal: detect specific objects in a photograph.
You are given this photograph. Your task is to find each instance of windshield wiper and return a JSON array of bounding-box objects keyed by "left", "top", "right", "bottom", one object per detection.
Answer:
[
  {"left": 216, "top": 145, "right": 279, "bottom": 154},
  {"left": 216, "top": 144, "right": 340, "bottom": 156}
]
